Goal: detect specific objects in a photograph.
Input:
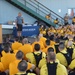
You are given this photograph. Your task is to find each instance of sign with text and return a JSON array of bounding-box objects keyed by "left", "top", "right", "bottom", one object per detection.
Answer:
[{"left": 13, "top": 25, "right": 39, "bottom": 37}]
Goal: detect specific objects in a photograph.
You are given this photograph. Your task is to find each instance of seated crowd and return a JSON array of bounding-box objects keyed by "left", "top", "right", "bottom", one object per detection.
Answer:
[{"left": 0, "top": 25, "right": 75, "bottom": 75}]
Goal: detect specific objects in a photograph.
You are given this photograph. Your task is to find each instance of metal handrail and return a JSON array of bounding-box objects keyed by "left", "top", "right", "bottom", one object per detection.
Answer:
[
  {"left": 26, "top": 0, "right": 50, "bottom": 14},
  {"left": 33, "top": 0, "right": 64, "bottom": 20},
  {"left": 25, "top": 1, "right": 47, "bottom": 15},
  {"left": 24, "top": 0, "right": 64, "bottom": 24},
  {"left": 25, "top": 1, "right": 55, "bottom": 21}
]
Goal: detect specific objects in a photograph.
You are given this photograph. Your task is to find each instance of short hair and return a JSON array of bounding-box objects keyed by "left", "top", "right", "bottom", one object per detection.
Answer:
[
  {"left": 48, "top": 52, "right": 56, "bottom": 61},
  {"left": 18, "top": 12, "right": 22, "bottom": 15},
  {"left": 18, "top": 60, "right": 28, "bottom": 72},
  {"left": 34, "top": 44, "right": 40, "bottom": 51},
  {"left": 59, "top": 42, "right": 65, "bottom": 50},
  {"left": 55, "top": 38, "right": 60, "bottom": 43},
  {"left": 16, "top": 50, "right": 24, "bottom": 59},
  {"left": 50, "top": 35, "right": 54, "bottom": 40},
  {"left": 47, "top": 47, "right": 54, "bottom": 52},
  {"left": 45, "top": 39, "right": 50, "bottom": 46}
]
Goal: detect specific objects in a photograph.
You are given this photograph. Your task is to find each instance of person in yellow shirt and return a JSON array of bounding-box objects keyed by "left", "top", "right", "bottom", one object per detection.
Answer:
[
  {"left": 56, "top": 42, "right": 72, "bottom": 67},
  {"left": 66, "top": 40, "right": 75, "bottom": 59},
  {"left": 65, "top": 34, "right": 73, "bottom": 45},
  {"left": 32, "top": 36, "right": 45, "bottom": 51},
  {"left": 39, "top": 25, "right": 46, "bottom": 36},
  {"left": 1, "top": 42, "right": 18, "bottom": 57},
  {"left": 18, "top": 38, "right": 33, "bottom": 60},
  {"left": 26, "top": 44, "right": 46, "bottom": 67},
  {"left": 54, "top": 18, "right": 59, "bottom": 24},
  {"left": 42, "top": 39, "right": 56, "bottom": 53},
  {"left": 45, "top": 13, "right": 51, "bottom": 20},
  {"left": 9, "top": 51, "right": 35, "bottom": 75},
  {"left": 0, "top": 62, "right": 4, "bottom": 72},
  {"left": 68, "top": 59, "right": 75, "bottom": 75},
  {"left": 72, "top": 16, "right": 75, "bottom": 25},
  {"left": 15, "top": 60, "right": 36, "bottom": 75},
  {"left": 0, "top": 62, "right": 7, "bottom": 75},
  {"left": 39, "top": 47, "right": 59, "bottom": 69},
  {"left": 40, "top": 52, "right": 68, "bottom": 75},
  {"left": 38, "top": 34, "right": 47, "bottom": 47},
  {"left": 11, "top": 37, "right": 22, "bottom": 50},
  {"left": 1, "top": 44, "right": 16, "bottom": 71},
  {"left": 1, "top": 43, "right": 11, "bottom": 56},
  {"left": 26, "top": 44, "right": 46, "bottom": 75}
]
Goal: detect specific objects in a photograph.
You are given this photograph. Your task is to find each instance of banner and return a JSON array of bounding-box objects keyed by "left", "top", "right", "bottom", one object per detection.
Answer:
[{"left": 13, "top": 25, "right": 40, "bottom": 37}]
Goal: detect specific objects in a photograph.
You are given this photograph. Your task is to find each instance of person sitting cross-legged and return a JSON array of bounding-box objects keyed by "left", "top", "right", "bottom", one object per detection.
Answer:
[
  {"left": 9, "top": 50, "right": 35, "bottom": 75},
  {"left": 40, "top": 51, "right": 68, "bottom": 75},
  {"left": 26, "top": 44, "right": 46, "bottom": 75}
]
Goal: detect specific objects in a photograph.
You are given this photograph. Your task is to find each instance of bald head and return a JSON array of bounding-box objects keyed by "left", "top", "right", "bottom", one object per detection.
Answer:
[
  {"left": 22, "top": 38, "right": 28, "bottom": 44},
  {"left": 18, "top": 60, "right": 28, "bottom": 72}
]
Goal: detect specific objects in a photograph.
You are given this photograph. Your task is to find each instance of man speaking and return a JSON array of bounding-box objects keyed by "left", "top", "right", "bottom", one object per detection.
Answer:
[{"left": 16, "top": 12, "right": 24, "bottom": 37}]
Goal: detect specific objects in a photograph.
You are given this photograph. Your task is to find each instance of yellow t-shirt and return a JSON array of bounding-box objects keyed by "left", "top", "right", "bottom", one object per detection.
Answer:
[
  {"left": 50, "top": 41, "right": 56, "bottom": 46},
  {"left": 12, "top": 42, "right": 22, "bottom": 50},
  {"left": 9, "top": 60, "right": 33, "bottom": 75},
  {"left": 40, "top": 62, "right": 68, "bottom": 75},
  {"left": 39, "top": 58, "right": 59, "bottom": 69},
  {"left": 54, "top": 20, "right": 59, "bottom": 24},
  {"left": 56, "top": 50, "right": 68, "bottom": 67},
  {"left": 56, "top": 29, "right": 61, "bottom": 33},
  {"left": 0, "top": 62, "right": 4, "bottom": 72},
  {"left": 26, "top": 51, "right": 46, "bottom": 66},
  {"left": 69, "top": 59, "right": 75, "bottom": 69},
  {"left": 45, "top": 15, "right": 50, "bottom": 20},
  {"left": 39, "top": 37, "right": 47, "bottom": 47},
  {"left": 18, "top": 44, "right": 33, "bottom": 60},
  {"left": 1, "top": 51, "right": 6, "bottom": 56},
  {"left": 40, "top": 29, "right": 46, "bottom": 35},
  {"left": 1, "top": 53, "right": 16, "bottom": 71},
  {"left": 42, "top": 30, "right": 46, "bottom": 35}
]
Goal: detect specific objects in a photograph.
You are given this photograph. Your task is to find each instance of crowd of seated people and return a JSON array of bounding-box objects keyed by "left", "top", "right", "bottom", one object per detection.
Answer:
[{"left": 0, "top": 24, "right": 75, "bottom": 75}]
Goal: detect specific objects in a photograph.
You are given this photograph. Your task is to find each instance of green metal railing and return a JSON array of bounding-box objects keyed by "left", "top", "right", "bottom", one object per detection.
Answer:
[{"left": 22, "top": 0, "right": 64, "bottom": 25}]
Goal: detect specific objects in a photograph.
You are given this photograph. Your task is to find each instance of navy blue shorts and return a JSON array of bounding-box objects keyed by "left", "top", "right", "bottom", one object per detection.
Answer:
[{"left": 17, "top": 24, "right": 22, "bottom": 31}]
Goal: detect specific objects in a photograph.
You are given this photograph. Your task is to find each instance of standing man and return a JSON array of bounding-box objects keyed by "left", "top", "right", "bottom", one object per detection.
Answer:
[
  {"left": 64, "top": 13, "right": 69, "bottom": 25},
  {"left": 16, "top": 12, "right": 24, "bottom": 37}
]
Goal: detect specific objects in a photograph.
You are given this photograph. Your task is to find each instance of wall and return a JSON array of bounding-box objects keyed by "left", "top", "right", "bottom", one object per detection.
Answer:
[
  {"left": 0, "top": 0, "right": 75, "bottom": 24},
  {"left": 37, "top": 0, "right": 75, "bottom": 17},
  {"left": 0, "top": 0, "right": 36, "bottom": 24}
]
